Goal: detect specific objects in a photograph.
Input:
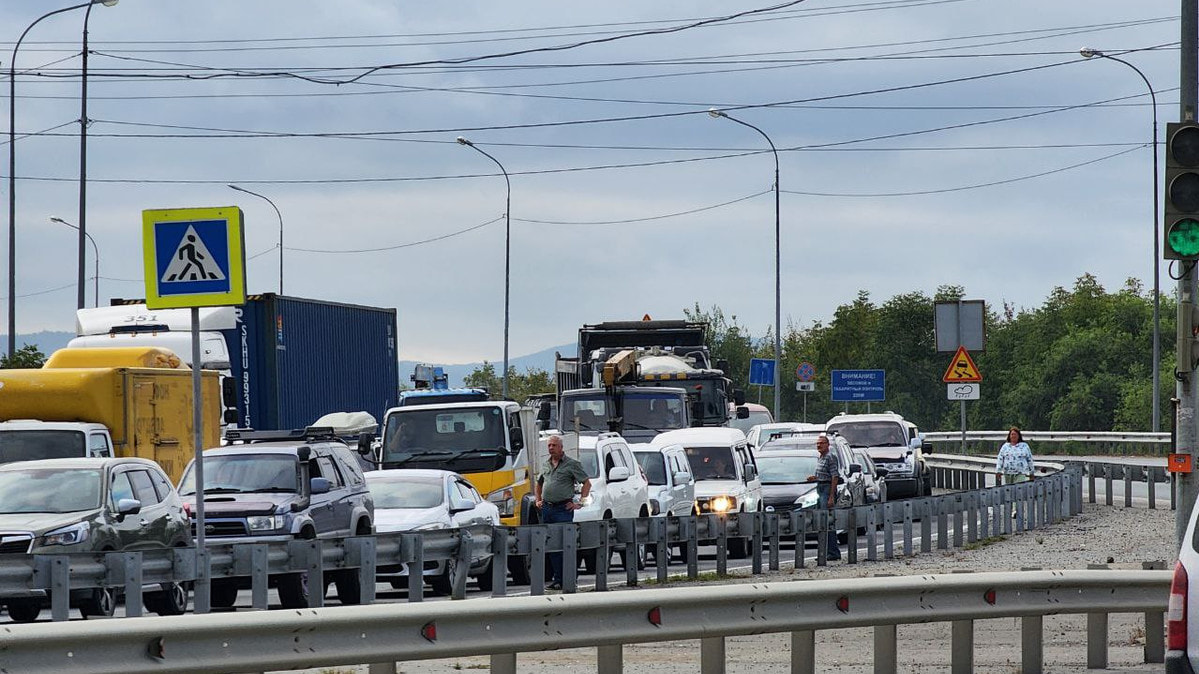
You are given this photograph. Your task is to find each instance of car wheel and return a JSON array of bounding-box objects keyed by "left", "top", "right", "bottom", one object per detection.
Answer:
[
  {"left": 581, "top": 549, "right": 598, "bottom": 575},
  {"left": 79, "top": 587, "right": 116, "bottom": 619},
  {"left": 474, "top": 559, "right": 494, "bottom": 592},
  {"left": 508, "top": 555, "right": 531, "bottom": 586},
  {"left": 429, "top": 560, "right": 454, "bottom": 596},
  {"left": 145, "top": 582, "right": 188, "bottom": 616},
  {"left": 333, "top": 570, "right": 362, "bottom": 605},
  {"left": 619, "top": 543, "right": 646, "bottom": 571},
  {"left": 6, "top": 598, "right": 40, "bottom": 623},
  {"left": 276, "top": 573, "right": 311, "bottom": 608},
  {"left": 210, "top": 580, "right": 239, "bottom": 609},
  {"left": 727, "top": 534, "right": 750, "bottom": 559}
]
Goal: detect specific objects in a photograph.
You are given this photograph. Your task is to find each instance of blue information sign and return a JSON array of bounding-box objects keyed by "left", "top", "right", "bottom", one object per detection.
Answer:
[
  {"left": 749, "top": 358, "right": 776, "bottom": 386},
  {"left": 831, "top": 369, "right": 885, "bottom": 402}
]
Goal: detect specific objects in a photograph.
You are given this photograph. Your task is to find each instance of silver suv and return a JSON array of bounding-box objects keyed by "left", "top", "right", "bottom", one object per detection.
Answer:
[{"left": 178, "top": 427, "right": 374, "bottom": 609}]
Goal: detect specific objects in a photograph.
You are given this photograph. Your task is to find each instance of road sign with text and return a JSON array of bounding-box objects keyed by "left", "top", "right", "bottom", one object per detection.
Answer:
[{"left": 831, "top": 369, "right": 885, "bottom": 402}]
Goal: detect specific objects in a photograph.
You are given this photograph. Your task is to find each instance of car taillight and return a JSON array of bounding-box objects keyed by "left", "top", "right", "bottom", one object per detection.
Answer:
[{"left": 1169, "top": 560, "right": 1188, "bottom": 651}]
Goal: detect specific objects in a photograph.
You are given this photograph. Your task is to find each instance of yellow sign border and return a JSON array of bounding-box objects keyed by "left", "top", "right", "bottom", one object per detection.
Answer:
[
  {"left": 942, "top": 346, "right": 982, "bottom": 383},
  {"left": 142, "top": 206, "right": 246, "bottom": 309}
]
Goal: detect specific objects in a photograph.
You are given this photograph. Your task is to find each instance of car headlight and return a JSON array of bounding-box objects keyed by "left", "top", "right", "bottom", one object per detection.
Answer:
[
  {"left": 710, "top": 496, "right": 735, "bottom": 513},
  {"left": 486, "top": 487, "right": 515, "bottom": 517},
  {"left": 579, "top": 494, "right": 594, "bottom": 507},
  {"left": 414, "top": 522, "right": 447, "bottom": 531},
  {"left": 246, "top": 515, "right": 286, "bottom": 532},
  {"left": 40, "top": 521, "right": 89, "bottom": 547},
  {"left": 796, "top": 491, "right": 820, "bottom": 509}
]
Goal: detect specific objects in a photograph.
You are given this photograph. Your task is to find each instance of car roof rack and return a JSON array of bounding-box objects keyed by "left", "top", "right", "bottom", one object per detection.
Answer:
[{"left": 223, "top": 426, "right": 341, "bottom": 444}]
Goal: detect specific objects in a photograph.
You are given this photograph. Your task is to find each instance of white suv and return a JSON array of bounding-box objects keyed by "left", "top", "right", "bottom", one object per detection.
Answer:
[
  {"left": 652, "top": 427, "right": 761, "bottom": 558},
  {"left": 824, "top": 412, "right": 932, "bottom": 499},
  {"left": 631, "top": 442, "right": 697, "bottom": 518},
  {"left": 572, "top": 433, "right": 651, "bottom": 572}
]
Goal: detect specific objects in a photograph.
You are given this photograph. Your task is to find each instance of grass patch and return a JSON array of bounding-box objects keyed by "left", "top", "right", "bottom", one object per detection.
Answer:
[{"left": 963, "top": 535, "right": 1007, "bottom": 551}]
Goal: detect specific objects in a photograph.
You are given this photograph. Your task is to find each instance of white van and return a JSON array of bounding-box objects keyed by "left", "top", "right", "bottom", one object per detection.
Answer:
[{"left": 651, "top": 427, "right": 761, "bottom": 558}]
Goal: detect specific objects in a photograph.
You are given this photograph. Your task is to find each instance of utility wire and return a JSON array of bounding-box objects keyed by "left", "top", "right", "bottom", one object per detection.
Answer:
[
  {"left": 286, "top": 216, "right": 503, "bottom": 253},
  {"left": 515, "top": 188, "right": 772, "bottom": 225}
]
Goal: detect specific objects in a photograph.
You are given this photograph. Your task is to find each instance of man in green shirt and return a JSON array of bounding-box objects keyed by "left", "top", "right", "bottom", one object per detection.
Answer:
[{"left": 534, "top": 434, "right": 591, "bottom": 590}]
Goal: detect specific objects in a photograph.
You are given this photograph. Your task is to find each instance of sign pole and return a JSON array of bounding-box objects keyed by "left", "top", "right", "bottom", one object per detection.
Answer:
[
  {"left": 803, "top": 392, "right": 807, "bottom": 423},
  {"left": 191, "top": 306, "right": 209, "bottom": 612}
]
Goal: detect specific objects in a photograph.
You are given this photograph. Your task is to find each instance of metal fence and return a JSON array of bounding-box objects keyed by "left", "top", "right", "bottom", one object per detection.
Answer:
[
  {"left": 0, "top": 568, "right": 1168, "bottom": 674},
  {"left": 0, "top": 465, "right": 1083, "bottom": 621},
  {"left": 924, "top": 430, "right": 1170, "bottom": 455}
]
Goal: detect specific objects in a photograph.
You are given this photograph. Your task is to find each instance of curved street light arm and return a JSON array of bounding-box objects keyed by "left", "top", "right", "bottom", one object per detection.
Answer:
[{"left": 227, "top": 184, "right": 284, "bottom": 294}]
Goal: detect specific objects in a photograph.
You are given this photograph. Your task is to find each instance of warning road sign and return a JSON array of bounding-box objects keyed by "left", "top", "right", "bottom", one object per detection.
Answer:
[
  {"left": 942, "top": 346, "right": 982, "bottom": 383},
  {"left": 143, "top": 207, "right": 246, "bottom": 310}
]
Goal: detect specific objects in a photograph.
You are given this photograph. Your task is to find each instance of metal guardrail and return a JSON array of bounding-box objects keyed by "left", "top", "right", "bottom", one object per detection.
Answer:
[
  {"left": 0, "top": 569, "right": 1168, "bottom": 674},
  {"left": 925, "top": 430, "right": 1170, "bottom": 443},
  {"left": 0, "top": 466, "right": 1083, "bottom": 622}
]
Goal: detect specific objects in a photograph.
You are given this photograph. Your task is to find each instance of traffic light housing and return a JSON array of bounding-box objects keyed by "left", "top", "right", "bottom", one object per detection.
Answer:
[{"left": 1166, "top": 122, "right": 1199, "bottom": 259}]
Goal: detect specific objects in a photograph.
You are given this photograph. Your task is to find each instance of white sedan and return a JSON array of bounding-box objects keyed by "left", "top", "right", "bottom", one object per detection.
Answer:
[{"left": 364, "top": 469, "right": 499, "bottom": 595}]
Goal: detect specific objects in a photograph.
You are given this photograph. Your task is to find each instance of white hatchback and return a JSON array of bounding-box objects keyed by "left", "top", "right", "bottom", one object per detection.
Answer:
[
  {"left": 570, "top": 433, "right": 651, "bottom": 572},
  {"left": 631, "top": 442, "right": 697, "bottom": 517}
]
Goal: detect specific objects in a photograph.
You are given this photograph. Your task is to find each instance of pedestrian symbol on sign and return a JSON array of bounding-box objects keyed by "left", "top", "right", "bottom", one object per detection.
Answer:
[{"left": 161, "top": 225, "right": 227, "bottom": 283}]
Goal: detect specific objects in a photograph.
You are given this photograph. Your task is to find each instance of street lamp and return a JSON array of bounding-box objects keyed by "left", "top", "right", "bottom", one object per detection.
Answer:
[
  {"left": 457, "top": 136, "right": 512, "bottom": 400},
  {"left": 8, "top": 0, "right": 115, "bottom": 357},
  {"left": 227, "top": 184, "right": 284, "bottom": 294},
  {"left": 709, "top": 108, "right": 783, "bottom": 422},
  {"left": 1080, "top": 47, "right": 1161, "bottom": 432},
  {"left": 77, "top": 0, "right": 119, "bottom": 310},
  {"left": 51, "top": 217, "right": 98, "bottom": 308}
]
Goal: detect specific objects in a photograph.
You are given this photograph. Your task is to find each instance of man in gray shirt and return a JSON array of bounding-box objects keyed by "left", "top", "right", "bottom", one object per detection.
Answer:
[
  {"left": 806, "top": 435, "right": 841, "bottom": 561},
  {"left": 534, "top": 434, "right": 591, "bottom": 590}
]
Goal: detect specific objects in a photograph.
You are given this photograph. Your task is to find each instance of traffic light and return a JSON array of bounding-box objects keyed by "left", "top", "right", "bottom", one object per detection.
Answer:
[{"left": 1166, "top": 122, "right": 1199, "bottom": 259}]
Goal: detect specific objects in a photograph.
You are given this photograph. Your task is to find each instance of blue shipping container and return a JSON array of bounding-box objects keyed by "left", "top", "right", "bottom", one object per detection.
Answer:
[{"left": 228, "top": 294, "right": 398, "bottom": 431}]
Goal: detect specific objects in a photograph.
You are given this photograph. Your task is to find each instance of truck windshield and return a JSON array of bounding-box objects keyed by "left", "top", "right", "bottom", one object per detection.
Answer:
[
  {"left": 381, "top": 407, "right": 508, "bottom": 473},
  {"left": 643, "top": 379, "right": 727, "bottom": 426},
  {"left": 0, "top": 430, "right": 86, "bottom": 465},
  {"left": 178, "top": 454, "right": 299, "bottom": 495},
  {"left": 560, "top": 392, "right": 687, "bottom": 433},
  {"left": 825, "top": 422, "right": 907, "bottom": 448},
  {"left": 0, "top": 468, "right": 101, "bottom": 513}
]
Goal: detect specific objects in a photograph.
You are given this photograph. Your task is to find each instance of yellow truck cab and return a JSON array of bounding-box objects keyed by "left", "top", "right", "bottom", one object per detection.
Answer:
[{"left": 0, "top": 347, "right": 222, "bottom": 481}]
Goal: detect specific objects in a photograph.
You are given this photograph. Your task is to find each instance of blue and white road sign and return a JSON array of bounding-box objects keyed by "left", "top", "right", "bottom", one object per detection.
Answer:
[
  {"left": 749, "top": 358, "right": 776, "bottom": 386},
  {"left": 143, "top": 207, "right": 246, "bottom": 310},
  {"left": 831, "top": 369, "right": 885, "bottom": 402}
]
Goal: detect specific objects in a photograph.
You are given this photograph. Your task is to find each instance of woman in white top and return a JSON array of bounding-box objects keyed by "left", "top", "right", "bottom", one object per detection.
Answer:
[{"left": 995, "top": 426, "right": 1035, "bottom": 484}]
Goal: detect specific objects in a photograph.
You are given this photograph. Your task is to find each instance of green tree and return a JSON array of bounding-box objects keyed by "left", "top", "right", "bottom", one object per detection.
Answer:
[
  {"left": 464, "top": 362, "right": 554, "bottom": 402},
  {"left": 1, "top": 344, "right": 45, "bottom": 369}
]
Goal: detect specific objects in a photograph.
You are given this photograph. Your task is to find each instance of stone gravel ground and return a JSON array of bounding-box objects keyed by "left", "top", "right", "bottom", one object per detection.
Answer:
[{"left": 285, "top": 503, "right": 1179, "bottom": 673}]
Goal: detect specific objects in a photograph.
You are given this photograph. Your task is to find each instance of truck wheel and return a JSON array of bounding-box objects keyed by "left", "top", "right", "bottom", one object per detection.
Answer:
[
  {"left": 79, "top": 587, "right": 116, "bottom": 619},
  {"left": 333, "top": 571, "right": 362, "bottom": 605},
  {"left": 277, "top": 573, "right": 311, "bottom": 608},
  {"left": 145, "top": 582, "right": 188, "bottom": 616},
  {"left": 6, "top": 598, "right": 40, "bottom": 623},
  {"left": 210, "top": 580, "right": 239, "bottom": 608}
]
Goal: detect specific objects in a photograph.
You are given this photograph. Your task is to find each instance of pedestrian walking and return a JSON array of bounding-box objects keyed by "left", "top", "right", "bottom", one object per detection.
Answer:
[
  {"left": 805, "top": 435, "right": 841, "bottom": 561},
  {"left": 996, "top": 426, "right": 1035, "bottom": 484},
  {"left": 534, "top": 434, "right": 591, "bottom": 590}
]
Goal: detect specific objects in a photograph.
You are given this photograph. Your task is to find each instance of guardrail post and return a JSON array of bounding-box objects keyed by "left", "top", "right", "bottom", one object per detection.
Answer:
[
  {"left": 751, "top": 511, "right": 764, "bottom": 574},
  {"left": 875, "top": 624, "right": 897, "bottom": 674},
  {"left": 1014, "top": 489, "right": 1026, "bottom": 533},
  {"left": 1087, "top": 612, "right": 1109, "bottom": 669},
  {"left": 937, "top": 498, "right": 949, "bottom": 550},
  {"left": 846, "top": 508, "right": 858, "bottom": 565},
  {"left": 794, "top": 511, "right": 807, "bottom": 569},
  {"left": 1124, "top": 465, "right": 1134, "bottom": 508},
  {"left": 597, "top": 522, "right": 611, "bottom": 590},
  {"left": 490, "top": 653, "right": 516, "bottom": 674},
  {"left": 121, "top": 551, "right": 142, "bottom": 617},
  {"left": 1148, "top": 468, "right": 1158, "bottom": 510},
  {"left": 597, "top": 644, "right": 623, "bottom": 674},
  {"left": 902, "top": 501, "right": 914, "bottom": 557},
  {"left": 562, "top": 524, "right": 578, "bottom": 594},
  {"left": 1021, "top": 615, "right": 1043, "bottom": 674},
  {"left": 451, "top": 530, "right": 470, "bottom": 600},
  {"left": 717, "top": 514, "right": 730, "bottom": 574},
  {"left": 952, "top": 496, "right": 964, "bottom": 548},
  {"left": 406, "top": 534, "right": 424, "bottom": 602},
  {"left": 622, "top": 518, "right": 639, "bottom": 587},
  {"left": 686, "top": 516, "right": 699, "bottom": 581},
  {"left": 816, "top": 509, "right": 828, "bottom": 567},
  {"left": 866, "top": 505, "right": 879, "bottom": 561},
  {"left": 882, "top": 503, "right": 894, "bottom": 559},
  {"left": 1104, "top": 464, "right": 1114, "bottom": 506},
  {"left": 1087, "top": 463, "right": 1096, "bottom": 503},
  {"left": 491, "top": 527, "right": 508, "bottom": 597},
  {"left": 966, "top": 493, "right": 978, "bottom": 544},
  {"left": 791, "top": 630, "right": 815, "bottom": 674},
  {"left": 653, "top": 517, "right": 669, "bottom": 584},
  {"left": 920, "top": 499, "right": 932, "bottom": 553},
  {"left": 701, "top": 636, "right": 725, "bottom": 674},
  {"left": 1145, "top": 561, "right": 1167, "bottom": 663},
  {"left": 768, "top": 513, "right": 781, "bottom": 571},
  {"left": 530, "top": 526, "right": 547, "bottom": 596},
  {"left": 248, "top": 543, "right": 270, "bottom": 610},
  {"left": 990, "top": 489, "right": 1002, "bottom": 537},
  {"left": 45, "top": 555, "right": 69, "bottom": 621},
  {"left": 951, "top": 619, "right": 973, "bottom": 674}
]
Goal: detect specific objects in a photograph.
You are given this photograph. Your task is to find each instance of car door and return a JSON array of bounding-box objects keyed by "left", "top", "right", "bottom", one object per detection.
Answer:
[
  {"left": 670, "top": 451, "right": 695, "bottom": 514},
  {"left": 308, "top": 453, "right": 344, "bottom": 536},
  {"left": 108, "top": 468, "right": 155, "bottom": 551},
  {"left": 737, "top": 444, "right": 761, "bottom": 511}
]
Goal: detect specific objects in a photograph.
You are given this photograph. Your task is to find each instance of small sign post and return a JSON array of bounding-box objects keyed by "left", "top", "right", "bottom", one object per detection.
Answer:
[
  {"left": 796, "top": 362, "right": 816, "bottom": 421},
  {"left": 942, "top": 346, "right": 982, "bottom": 453}
]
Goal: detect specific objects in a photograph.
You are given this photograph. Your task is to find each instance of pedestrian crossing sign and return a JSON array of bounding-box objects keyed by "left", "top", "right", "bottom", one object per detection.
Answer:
[{"left": 142, "top": 207, "right": 246, "bottom": 309}]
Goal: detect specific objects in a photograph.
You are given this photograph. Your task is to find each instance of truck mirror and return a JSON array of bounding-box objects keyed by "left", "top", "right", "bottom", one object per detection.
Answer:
[
  {"left": 733, "top": 389, "right": 746, "bottom": 406},
  {"left": 735, "top": 405, "right": 750, "bottom": 420},
  {"left": 509, "top": 426, "right": 524, "bottom": 453},
  {"left": 357, "top": 432, "right": 374, "bottom": 455},
  {"left": 221, "top": 377, "right": 237, "bottom": 407},
  {"left": 536, "top": 401, "right": 551, "bottom": 422},
  {"left": 223, "top": 409, "right": 240, "bottom": 425},
  {"left": 716, "top": 359, "right": 730, "bottom": 374}
]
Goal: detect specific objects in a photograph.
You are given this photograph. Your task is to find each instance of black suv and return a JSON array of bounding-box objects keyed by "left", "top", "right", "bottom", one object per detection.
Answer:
[{"left": 177, "top": 427, "right": 374, "bottom": 609}]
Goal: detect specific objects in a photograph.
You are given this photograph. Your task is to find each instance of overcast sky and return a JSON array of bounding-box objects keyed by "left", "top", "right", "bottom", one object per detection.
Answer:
[{"left": 0, "top": 0, "right": 1180, "bottom": 363}]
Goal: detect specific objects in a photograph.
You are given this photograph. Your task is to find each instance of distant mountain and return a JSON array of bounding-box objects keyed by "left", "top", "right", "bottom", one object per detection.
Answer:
[
  {"left": 400, "top": 343, "right": 575, "bottom": 388},
  {"left": 2, "top": 331, "right": 75, "bottom": 356}
]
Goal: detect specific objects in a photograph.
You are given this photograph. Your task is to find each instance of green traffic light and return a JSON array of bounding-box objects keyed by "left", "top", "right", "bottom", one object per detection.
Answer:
[{"left": 1169, "top": 218, "right": 1199, "bottom": 257}]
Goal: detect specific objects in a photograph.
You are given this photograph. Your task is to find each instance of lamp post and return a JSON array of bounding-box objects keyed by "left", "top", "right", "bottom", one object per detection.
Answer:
[
  {"left": 709, "top": 109, "right": 783, "bottom": 422},
  {"left": 8, "top": 0, "right": 114, "bottom": 357},
  {"left": 77, "top": 0, "right": 119, "bottom": 310},
  {"left": 227, "top": 184, "right": 284, "bottom": 294},
  {"left": 51, "top": 217, "right": 98, "bottom": 307},
  {"left": 1080, "top": 47, "right": 1161, "bottom": 432},
  {"left": 457, "top": 136, "right": 512, "bottom": 400}
]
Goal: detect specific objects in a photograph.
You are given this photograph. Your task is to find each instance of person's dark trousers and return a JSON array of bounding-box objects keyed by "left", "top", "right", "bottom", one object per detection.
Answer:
[
  {"left": 540, "top": 503, "right": 574, "bottom": 584},
  {"left": 816, "top": 483, "right": 841, "bottom": 560}
]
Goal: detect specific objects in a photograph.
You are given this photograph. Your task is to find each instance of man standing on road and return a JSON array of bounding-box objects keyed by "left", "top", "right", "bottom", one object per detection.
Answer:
[
  {"left": 535, "top": 434, "right": 591, "bottom": 590},
  {"left": 806, "top": 435, "right": 842, "bottom": 561}
]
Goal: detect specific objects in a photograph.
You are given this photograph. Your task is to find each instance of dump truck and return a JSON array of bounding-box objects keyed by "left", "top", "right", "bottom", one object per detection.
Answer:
[{"left": 0, "top": 346, "right": 222, "bottom": 481}]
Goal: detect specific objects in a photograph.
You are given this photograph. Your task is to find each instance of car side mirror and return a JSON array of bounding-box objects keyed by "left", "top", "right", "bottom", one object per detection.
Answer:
[
  {"left": 509, "top": 426, "right": 524, "bottom": 453},
  {"left": 673, "top": 471, "right": 691, "bottom": 485},
  {"left": 875, "top": 467, "right": 890, "bottom": 478},
  {"left": 733, "top": 389, "right": 746, "bottom": 406},
  {"left": 310, "top": 477, "right": 331, "bottom": 494},
  {"left": 743, "top": 464, "right": 757, "bottom": 481},
  {"left": 537, "top": 401, "right": 552, "bottom": 422},
  {"left": 848, "top": 463, "right": 862, "bottom": 476},
  {"left": 357, "top": 432, "right": 374, "bottom": 455},
  {"left": 608, "top": 466, "right": 630, "bottom": 482},
  {"left": 115, "top": 498, "right": 141, "bottom": 518},
  {"left": 449, "top": 498, "right": 475, "bottom": 514},
  {"left": 735, "top": 405, "right": 750, "bottom": 420}
]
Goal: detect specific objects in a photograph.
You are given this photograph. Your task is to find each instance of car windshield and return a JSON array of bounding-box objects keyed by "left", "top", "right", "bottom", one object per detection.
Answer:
[
  {"left": 381, "top": 407, "right": 507, "bottom": 473},
  {"left": 826, "top": 421, "right": 907, "bottom": 448},
  {"left": 756, "top": 455, "right": 819, "bottom": 484},
  {"left": 178, "top": 454, "right": 299, "bottom": 496},
  {"left": 0, "top": 430, "right": 86, "bottom": 464},
  {"left": 0, "top": 468, "right": 101, "bottom": 513},
  {"left": 367, "top": 477, "right": 444, "bottom": 509},
  {"left": 578, "top": 448, "right": 601, "bottom": 479},
  {"left": 560, "top": 392, "right": 687, "bottom": 433},
  {"left": 684, "top": 446, "right": 737, "bottom": 481},
  {"left": 634, "top": 452, "right": 668, "bottom": 486}
]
